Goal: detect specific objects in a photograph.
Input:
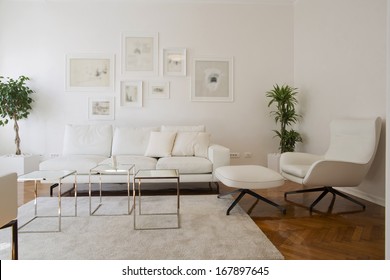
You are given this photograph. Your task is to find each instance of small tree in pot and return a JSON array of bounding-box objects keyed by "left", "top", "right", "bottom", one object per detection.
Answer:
[
  {"left": 266, "top": 84, "right": 302, "bottom": 153},
  {"left": 0, "top": 75, "right": 35, "bottom": 155}
]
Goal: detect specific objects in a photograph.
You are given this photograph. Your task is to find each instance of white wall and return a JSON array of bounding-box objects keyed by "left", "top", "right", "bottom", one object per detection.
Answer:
[
  {"left": 0, "top": 0, "right": 294, "bottom": 165},
  {"left": 294, "top": 0, "right": 387, "bottom": 206}
]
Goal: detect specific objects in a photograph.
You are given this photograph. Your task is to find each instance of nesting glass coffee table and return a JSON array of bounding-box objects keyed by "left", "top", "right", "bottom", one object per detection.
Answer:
[
  {"left": 89, "top": 163, "right": 135, "bottom": 216},
  {"left": 17, "top": 170, "right": 78, "bottom": 232},
  {"left": 133, "top": 169, "right": 180, "bottom": 230}
]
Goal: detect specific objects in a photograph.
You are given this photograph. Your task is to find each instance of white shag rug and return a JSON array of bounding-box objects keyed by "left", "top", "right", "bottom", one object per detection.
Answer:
[{"left": 0, "top": 195, "right": 284, "bottom": 260}]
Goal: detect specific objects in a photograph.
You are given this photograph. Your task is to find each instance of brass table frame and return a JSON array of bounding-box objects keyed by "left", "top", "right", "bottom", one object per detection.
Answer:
[
  {"left": 133, "top": 169, "right": 180, "bottom": 230},
  {"left": 88, "top": 163, "right": 135, "bottom": 216},
  {"left": 17, "top": 170, "right": 77, "bottom": 233}
]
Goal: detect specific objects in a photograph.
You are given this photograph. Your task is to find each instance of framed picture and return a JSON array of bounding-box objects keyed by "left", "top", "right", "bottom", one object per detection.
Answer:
[
  {"left": 191, "top": 57, "right": 234, "bottom": 102},
  {"left": 148, "top": 81, "right": 170, "bottom": 99},
  {"left": 66, "top": 53, "right": 115, "bottom": 92},
  {"left": 88, "top": 97, "right": 115, "bottom": 120},
  {"left": 122, "top": 32, "right": 158, "bottom": 76},
  {"left": 120, "top": 80, "right": 143, "bottom": 107},
  {"left": 163, "top": 48, "right": 186, "bottom": 76}
]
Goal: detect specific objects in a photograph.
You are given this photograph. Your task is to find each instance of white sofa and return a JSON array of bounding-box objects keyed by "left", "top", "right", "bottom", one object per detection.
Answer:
[{"left": 39, "top": 124, "right": 230, "bottom": 188}]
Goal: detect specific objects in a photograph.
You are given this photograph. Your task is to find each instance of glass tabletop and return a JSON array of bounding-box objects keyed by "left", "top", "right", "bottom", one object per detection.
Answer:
[
  {"left": 18, "top": 170, "right": 77, "bottom": 181},
  {"left": 134, "top": 169, "right": 179, "bottom": 179},
  {"left": 90, "top": 163, "right": 135, "bottom": 174}
]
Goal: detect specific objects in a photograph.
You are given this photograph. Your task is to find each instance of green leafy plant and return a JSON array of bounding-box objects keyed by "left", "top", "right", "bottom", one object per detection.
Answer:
[
  {"left": 0, "top": 75, "right": 35, "bottom": 155},
  {"left": 266, "top": 84, "right": 302, "bottom": 153}
]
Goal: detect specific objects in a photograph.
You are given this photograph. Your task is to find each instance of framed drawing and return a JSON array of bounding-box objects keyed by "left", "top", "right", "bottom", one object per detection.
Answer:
[
  {"left": 163, "top": 48, "right": 186, "bottom": 76},
  {"left": 191, "top": 57, "right": 234, "bottom": 102},
  {"left": 148, "top": 81, "right": 170, "bottom": 99},
  {"left": 120, "top": 80, "right": 143, "bottom": 107},
  {"left": 66, "top": 53, "right": 115, "bottom": 92},
  {"left": 122, "top": 32, "right": 158, "bottom": 76},
  {"left": 88, "top": 97, "right": 115, "bottom": 120}
]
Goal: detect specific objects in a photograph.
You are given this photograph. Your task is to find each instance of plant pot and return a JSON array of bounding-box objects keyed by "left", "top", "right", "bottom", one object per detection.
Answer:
[
  {"left": 267, "top": 153, "right": 281, "bottom": 173},
  {"left": 0, "top": 154, "right": 40, "bottom": 175}
]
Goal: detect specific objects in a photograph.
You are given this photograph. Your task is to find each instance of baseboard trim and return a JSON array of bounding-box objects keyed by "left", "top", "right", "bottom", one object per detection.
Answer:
[{"left": 335, "top": 187, "right": 385, "bottom": 207}]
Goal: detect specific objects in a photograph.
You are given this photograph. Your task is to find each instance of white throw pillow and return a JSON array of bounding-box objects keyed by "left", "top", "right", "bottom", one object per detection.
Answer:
[
  {"left": 171, "top": 132, "right": 210, "bottom": 157},
  {"left": 144, "top": 131, "right": 177, "bottom": 158},
  {"left": 172, "top": 132, "right": 198, "bottom": 156},
  {"left": 194, "top": 132, "right": 210, "bottom": 158}
]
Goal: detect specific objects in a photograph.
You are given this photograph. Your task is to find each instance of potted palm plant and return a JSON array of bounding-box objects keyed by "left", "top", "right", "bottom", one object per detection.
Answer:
[
  {"left": 265, "top": 84, "right": 302, "bottom": 171},
  {"left": 0, "top": 75, "right": 35, "bottom": 155}
]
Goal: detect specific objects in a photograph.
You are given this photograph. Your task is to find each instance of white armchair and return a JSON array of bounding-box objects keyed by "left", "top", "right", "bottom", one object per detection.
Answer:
[
  {"left": 280, "top": 117, "right": 382, "bottom": 211},
  {"left": 0, "top": 172, "right": 18, "bottom": 259}
]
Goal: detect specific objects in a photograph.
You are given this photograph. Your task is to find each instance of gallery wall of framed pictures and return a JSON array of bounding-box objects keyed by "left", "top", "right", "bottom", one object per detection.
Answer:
[{"left": 65, "top": 31, "right": 234, "bottom": 121}]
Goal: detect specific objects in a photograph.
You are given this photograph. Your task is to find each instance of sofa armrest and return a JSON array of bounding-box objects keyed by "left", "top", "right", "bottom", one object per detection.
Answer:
[{"left": 208, "top": 144, "right": 230, "bottom": 180}]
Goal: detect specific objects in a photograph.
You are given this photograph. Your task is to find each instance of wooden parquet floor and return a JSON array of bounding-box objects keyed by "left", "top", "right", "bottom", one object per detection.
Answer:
[
  {"left": 220, "top": 181, "right": 385, "bottom": 260},
  {"left": 18, "top": 180, "right": 385, "bottom": 260}
]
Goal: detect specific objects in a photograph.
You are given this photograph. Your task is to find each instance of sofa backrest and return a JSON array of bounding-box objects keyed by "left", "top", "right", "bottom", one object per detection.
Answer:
[
  {"left": 63, "top": 124, "right": 113, "bottom": 157},
  {"left": 111, "top": 126, "right": 160, "bottom": 156}
]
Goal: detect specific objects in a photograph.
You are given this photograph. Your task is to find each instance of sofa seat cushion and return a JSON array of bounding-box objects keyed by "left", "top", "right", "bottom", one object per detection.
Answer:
[
  {"left": 156, "top": 157, "right": 212, "bottom": 174},
  {"left": 39, "top": 155, "right": 108, "bottom": 174},
  {"left": 99, "top": 155, "right": 157, "bottom": 172}
]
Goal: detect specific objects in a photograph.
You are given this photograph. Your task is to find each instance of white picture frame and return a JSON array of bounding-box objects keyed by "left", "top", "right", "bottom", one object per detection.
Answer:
[
  {"left": 163, "top": 48, "right": 186, "bottom": 76},
  {"left": 122, "top": 32, "right": 158, "bottom": 76},
  {"left": 191, "top": 57, "right": 234, "bottom": 102},
  {"left": 148, "top": 81, "right": 170, "bottom": 99},
  {"left": 66, "top": 53, "right": 115, "bottom": 92},
  {"left": 88, "top": 97, "right": 115, "bottom": 120},
  {"left": 120, "top": 80, "right": 143, "bottom": 107}
]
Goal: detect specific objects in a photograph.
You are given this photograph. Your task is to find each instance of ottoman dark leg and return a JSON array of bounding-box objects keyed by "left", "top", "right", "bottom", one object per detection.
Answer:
[{"left": 221, "top": 188, "right": 286, "bottom": 215}]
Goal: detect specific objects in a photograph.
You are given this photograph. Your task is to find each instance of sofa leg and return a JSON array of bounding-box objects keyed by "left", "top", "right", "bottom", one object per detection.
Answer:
[
  {"left": 50, "top": 183, "right": 59, "bottom": 196},
  {"left": 209, "top": 182, "right": 220, "bottom": 193},
  {"left": 50, "top": 183, "right": 76, "bottom": 197}
]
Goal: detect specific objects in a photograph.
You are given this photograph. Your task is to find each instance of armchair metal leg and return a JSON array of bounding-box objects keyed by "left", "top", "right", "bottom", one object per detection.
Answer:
[
  {"left": 285, "top": 186, "right": 365, "bottom": 211},
  {"left": 332, "top": 188, "right": 366, "bottom": 210}
]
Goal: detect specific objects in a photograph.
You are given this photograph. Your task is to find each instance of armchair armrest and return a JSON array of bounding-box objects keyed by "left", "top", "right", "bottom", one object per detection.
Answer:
[
  {"left": 280, "top": 152, "right": 323, "bottom": 166},
  {"left": 303, "top": 160, "right": 369, "bottom": 188}
]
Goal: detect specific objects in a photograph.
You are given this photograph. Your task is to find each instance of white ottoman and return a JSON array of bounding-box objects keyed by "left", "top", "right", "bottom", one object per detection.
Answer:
[{"left": 215, "top": 165, "right": 286, "bottom": 215}]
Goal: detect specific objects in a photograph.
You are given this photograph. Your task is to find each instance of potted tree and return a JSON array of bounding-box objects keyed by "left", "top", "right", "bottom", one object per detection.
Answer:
[
  {"left": 0, "top": 75, "right": 38, "bottom": 174},
  {"left": 265, "top": 84, "right": 302, "bottom": 171}
]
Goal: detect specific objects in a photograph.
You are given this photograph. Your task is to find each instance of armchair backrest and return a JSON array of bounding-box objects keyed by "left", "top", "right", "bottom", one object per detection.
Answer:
[
  {"left": 324, "top": 117, "right": 382, "bottom": 165},
  {"left": 0, "top": 172, "right": 18, "bottom": 228}
]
